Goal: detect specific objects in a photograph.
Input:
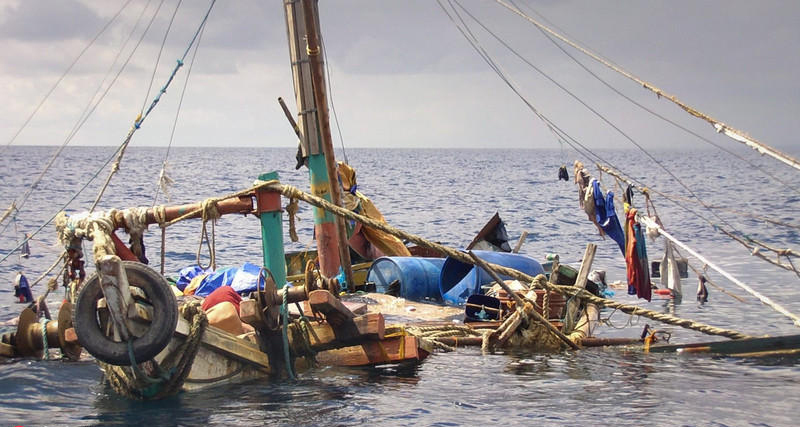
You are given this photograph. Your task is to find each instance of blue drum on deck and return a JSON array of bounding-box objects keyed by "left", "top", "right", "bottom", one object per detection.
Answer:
[
  {"left": 439, "top": 250, "right": 544, "bottom": 305},
  {"left": 366, "top": 257, "right": 446, "bottom": 302}
]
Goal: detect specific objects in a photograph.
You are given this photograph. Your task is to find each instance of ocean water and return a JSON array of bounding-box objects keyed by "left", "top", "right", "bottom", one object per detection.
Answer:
[{"left": 1, "top": 146, "right": 799, "bottom": 426}]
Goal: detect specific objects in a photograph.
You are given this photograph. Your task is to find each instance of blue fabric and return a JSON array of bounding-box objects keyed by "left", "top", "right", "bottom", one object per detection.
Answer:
[
  {"left": 230, "top": 262, "right": 267, "bottom": 294},
  {"left": 175, "top": 265, "right": 212, "bottom": 291},
  {"left": 592, "top": 180, "right": 606, "bottom": 224},
  {"left": 602, "top": 191, "right": 626, "bottom": 255},
  {"left": 591, "top": 180, "right": 626, "bottom": 256},
  {"left": 190, "top": 262, "right": 269, "bottom": 297},
  {"left": 194, "top": 267, "right": 237, "bottom": 297}
]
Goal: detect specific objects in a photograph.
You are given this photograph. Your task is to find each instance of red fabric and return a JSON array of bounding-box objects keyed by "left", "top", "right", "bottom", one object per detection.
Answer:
[
  {"left": 625, "top": 208, "right": 651, "bottom": 302},
  {"left": 202, "top": 286, "right": 242, "bottom": 312},
  {"left": 111, "top": 232, "right": 140, "bottom": 262}
]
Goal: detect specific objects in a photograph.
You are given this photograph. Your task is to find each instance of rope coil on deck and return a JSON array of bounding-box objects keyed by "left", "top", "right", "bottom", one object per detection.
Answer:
[{"left": 100, "top": 300, "right": 207, "bottom": 400}]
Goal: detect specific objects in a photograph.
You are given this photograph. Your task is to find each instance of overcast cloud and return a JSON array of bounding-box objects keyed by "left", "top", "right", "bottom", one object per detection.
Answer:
[{"left": 0, "top": 0, "right": 797, "bottom": 152}]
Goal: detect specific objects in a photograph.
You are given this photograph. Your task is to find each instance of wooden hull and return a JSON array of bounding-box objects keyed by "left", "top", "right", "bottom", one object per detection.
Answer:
[{"left": 155, "top": 318, "right": 270, "bottom": 392}]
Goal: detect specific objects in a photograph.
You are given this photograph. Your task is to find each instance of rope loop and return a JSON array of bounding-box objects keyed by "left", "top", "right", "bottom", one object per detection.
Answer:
[{"left": 40, "top": 319, "right": 50, "bottom": 360}]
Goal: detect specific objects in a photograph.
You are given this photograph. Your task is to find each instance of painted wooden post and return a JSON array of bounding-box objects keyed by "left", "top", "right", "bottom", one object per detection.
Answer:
[
  {"left": 301, "top": 0, "right": 355, "bottom": 288},
  {"left": 284, "top": 0, "right": 345, "bottom": 281},
  {"left": 255, "top": 172, "right": 287, "bottom": 288}
]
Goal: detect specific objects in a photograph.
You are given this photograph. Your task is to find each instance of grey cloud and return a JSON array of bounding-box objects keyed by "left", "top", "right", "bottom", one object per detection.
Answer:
[{"left": 0, "top": 0, "right": 103, "bottom": 41}]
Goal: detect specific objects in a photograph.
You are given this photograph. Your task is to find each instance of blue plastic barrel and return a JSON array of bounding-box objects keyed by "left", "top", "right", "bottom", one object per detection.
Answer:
[
  {"left": 439, "top": 250, "right": 544, "bottom": 305},
  {"left": 366, "top": 257, "right": 446, "bottom": 302}
]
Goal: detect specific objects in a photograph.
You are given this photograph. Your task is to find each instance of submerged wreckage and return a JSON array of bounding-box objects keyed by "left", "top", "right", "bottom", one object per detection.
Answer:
[{"left": 3, "top": 0, "right": 800, "bottom": 402}]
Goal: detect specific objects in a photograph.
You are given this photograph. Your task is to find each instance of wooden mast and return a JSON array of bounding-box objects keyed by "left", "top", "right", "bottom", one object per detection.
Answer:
[{"left": 284, "top": 0, "right": 353, "bottom": 287}]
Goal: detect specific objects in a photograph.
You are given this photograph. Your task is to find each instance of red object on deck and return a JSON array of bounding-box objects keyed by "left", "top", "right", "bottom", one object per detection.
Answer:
[
  {"left": 201, "top": 286, "right": 242, "bottom": 312},
  {"left": 653, "top": 288, "right": 673, "bottom": 297}
]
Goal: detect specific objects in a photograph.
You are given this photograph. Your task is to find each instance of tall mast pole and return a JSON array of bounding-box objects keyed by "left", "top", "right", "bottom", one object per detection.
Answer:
[{"left": 284, "top": 0, "right": 353, "bottom": 287}]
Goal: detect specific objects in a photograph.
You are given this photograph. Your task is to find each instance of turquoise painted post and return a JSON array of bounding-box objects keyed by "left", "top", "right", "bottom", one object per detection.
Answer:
[{"left": 255, "top": 171, "right": 287, "bottom": 288}]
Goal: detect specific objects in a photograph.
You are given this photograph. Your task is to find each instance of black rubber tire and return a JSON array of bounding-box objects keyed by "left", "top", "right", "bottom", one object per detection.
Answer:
[{"left": 73, "top": 261, "right": 178, "bottom": 366}]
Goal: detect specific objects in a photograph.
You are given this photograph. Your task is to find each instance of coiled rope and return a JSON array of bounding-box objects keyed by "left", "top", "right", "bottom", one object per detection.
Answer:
[{"left": 101, "top": 300, "right": 207, "bottom": 400}]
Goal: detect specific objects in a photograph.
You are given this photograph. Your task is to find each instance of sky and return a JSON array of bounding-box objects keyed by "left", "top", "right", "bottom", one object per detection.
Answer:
[{"left": 0, "top": 0, "right": 798, "bottom": 152}]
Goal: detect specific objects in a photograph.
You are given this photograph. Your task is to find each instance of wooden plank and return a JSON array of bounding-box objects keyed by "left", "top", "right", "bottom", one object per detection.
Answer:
[
  {"left": 174, "top": 318, "right": 269, "bottom": 368},
  {"left": 302, "top": 313, "right": 385, "bottom": 352},
  {"left": 239, "top": 299, "right": 264, "bottom": 327},
  {"left": 512, "top": 231, "right": 529, "bottom": 253},
  {"left": 563, "top": 243, "right": 596, "bottom": 333},
  {"left": 308, "top": 290, "right": 355, "bottom": 327},
  {"left": 314, "top": 335, "right": 423, "bottom": 367}
]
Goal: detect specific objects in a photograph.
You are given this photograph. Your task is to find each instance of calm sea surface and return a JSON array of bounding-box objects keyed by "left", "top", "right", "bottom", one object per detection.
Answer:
[{"left": 1, "top": 146, "right": 799, "bottom": 426}]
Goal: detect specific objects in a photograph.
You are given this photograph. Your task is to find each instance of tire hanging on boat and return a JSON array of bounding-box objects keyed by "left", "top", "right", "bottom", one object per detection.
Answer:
[{"left": 73, "top": 261, "right": 178, "bottom": 365}]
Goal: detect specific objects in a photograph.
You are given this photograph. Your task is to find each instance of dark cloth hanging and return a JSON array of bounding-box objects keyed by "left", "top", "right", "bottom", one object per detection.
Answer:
[
  {"left": 697, "top": 274, "right": 709, "bottom": 303},
  {"left": 21, "top": 234, "right": 30, "bottom": 258},
  {"left": 558, "top": 165, "right": 569, "bottom": 181},
  {"left": 592, "top": 180, "right": 626, "bottom": 255},
  {"left": 625, "top": 208, "right": 651, "bottom": 301},
  {"left": 622, "top": 184, "right": 634, "bottom": 206}
]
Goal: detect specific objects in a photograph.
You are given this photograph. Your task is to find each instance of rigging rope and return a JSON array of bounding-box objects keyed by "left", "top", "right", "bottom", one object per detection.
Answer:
[
  {"left": 267, "top": 181, "right": 754, "bottom": 337},
  {"left": 452, "top": 0, "right": 743, "bottom": 235},
  {"left": 0, "top": 0, "right": 135, "bottom": 154},
  {"left": 516, "top": 0, "right": 800, "bottom": 197},
  {"left": 494, "top": 0, "right": 800, "bottom": 172},
  {"left": 321, "top": 34, "right": 349, "bottom": 164},
  {"left": 153, "top": 3, "right": 207, "bottom": 205},
  {"left": 0, "top": 0, "right": 155, "bottom": 240},
  {"left": 435, "top": 0, "right": 637, "bottom": 185},
  {"left": 141, "top": 0, "right": 180, "bottom": 113},
  {"left": 639, "top": 215, "right": 800, "bottom": 327},
  {"left": 90, "top": 0, "right": 217, "bottom": 213},
  {"left": 597, "top": 163, "right": 800, "bottom": 277}
]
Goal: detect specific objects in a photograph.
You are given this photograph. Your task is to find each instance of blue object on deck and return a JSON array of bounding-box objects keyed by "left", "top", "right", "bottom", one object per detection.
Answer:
[
  {"left": 439, "top": 250, "right": 544, "bottom": 306},
  {"left": 367, "top": 257, "right": 446, "bottom": 302}
]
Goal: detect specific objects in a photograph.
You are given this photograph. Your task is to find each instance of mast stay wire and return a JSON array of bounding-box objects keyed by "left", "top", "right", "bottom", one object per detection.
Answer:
[
  {"left": 153, "top": 3, "right": 207, "bottom": 206},
  {"left": 437, "top": 1, "right": 579, "bottom": 160},
  {"left": 437, "top": 0, "right": 631, "bottom": 186},
  {"left": 321, "top": 34, "right": 349, "bottom": 165},
  {"left": 141, "top": 0, "right": 181, "bottom": 114},
  {"left": 0, "top": 0, "right": 135, "bottom": 156},
  {"left": 89, "top": 0, "right": 217, "bottom": 213},
  {"left": 512, "top": 1, "right": 800, "bottom": 197},
  {"left": 0, "top": 0, "right": 218, "bottom": 266},
  {"left": 0, "top": 0, "right": 157, "bottom": 240},
  {"left": 495, "top": 0, "right": 800, "bottom": 173},
  {"left": 442, "top": 1, "right": 797, "bottom": 278},
  {"left": 453, "top": 0, "right": 741, "bottom": 235}
]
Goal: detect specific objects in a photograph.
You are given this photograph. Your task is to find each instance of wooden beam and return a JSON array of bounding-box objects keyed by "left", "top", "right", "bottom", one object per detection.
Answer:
[
  {"left": 300, "top": 313, "right": 385, "bottom": 352},
  {"left": 563, "top": 243, "right": 596, "bottom": 333},
  {"left": 314, "top": 335, "right": 425, "bottom": 367},
  {"left": 308, "top": 290, "right": 355, "bottom": 327}
]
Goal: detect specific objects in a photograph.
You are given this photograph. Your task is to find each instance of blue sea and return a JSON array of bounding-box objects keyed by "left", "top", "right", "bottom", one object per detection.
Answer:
[{"left": 1, "top": 146, "right": 799, "bottom": 426}]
